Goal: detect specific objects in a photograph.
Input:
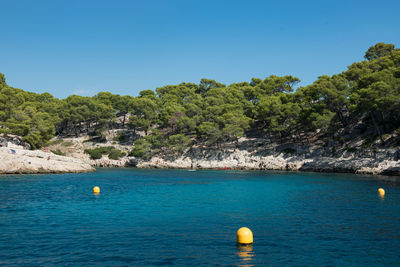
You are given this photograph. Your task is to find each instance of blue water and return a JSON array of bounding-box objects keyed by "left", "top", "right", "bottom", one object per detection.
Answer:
[{"left": 0, "top": 169, "right": 399, "bottom": 266}]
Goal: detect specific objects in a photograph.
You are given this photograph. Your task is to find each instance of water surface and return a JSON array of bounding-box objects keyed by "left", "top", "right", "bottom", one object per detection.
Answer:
[{"left": 0, "top": 169, "right": 399, "bottom": 266}]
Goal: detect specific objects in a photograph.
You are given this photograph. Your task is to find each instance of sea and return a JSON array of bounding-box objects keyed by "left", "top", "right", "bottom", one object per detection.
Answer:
[{"left": 0, "top": 168, "right": 399, "bottom": 266}]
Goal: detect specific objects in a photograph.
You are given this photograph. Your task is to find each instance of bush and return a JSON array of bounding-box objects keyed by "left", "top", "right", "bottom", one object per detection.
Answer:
[
  {"left": 83, "top": 134, "right": 107, "bottom": 143},
  {"left": 62, "top": 141, "right": 73, "bottom": 146},
  {"left": 51, "top": 149, "right": 65, "bottom": 156},
  {"left": 113, "top": 131, "right": 128, "bottom": 142},
  {"left": 96, "top": 146, "right": 114, "bottom": 154},
  {"left": 108, "top": 149, "right": 126, "bottom": 160},
  {"left": 49, "top": 139, "right": 64, "bottom": 145},
  {"left": 129, "top": 139, "right": 153, "bottom": 159},
  {"left": 84, "top": 149, "right": 103, "bottom": 159},
  {"left": 84, "top": 146, "right": 115, "bottom": 160}
]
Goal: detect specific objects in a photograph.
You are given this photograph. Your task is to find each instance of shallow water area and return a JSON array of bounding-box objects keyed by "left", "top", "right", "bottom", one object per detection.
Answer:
[{"left": 0, "top": 168, "right": 399, "bottom": 266}]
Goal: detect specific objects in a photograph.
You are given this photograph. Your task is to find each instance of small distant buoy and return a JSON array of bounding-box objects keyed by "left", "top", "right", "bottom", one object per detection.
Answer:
[
  {"left": 378, "top": 188, "right": 385, "bottom": 197},
  {"left": 93, "top": 186, "right": 100, "bottom": 194},
  {"left": 236, "top": 227, "right": 253, "bottom": 244}
]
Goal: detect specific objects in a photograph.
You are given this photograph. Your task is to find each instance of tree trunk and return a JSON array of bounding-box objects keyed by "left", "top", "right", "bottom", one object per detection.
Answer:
[
  {"left": 371, "top": 113, "right": 384, "bottom": 144},
  {"left": 379, "top": 111, "right": 386, "bottom": 132},
  {"left": 122, "top": 114, "right": 126, "bottom": 128},
  {"left": 337, "top": 110, "right": 347, "bottom": 127}
]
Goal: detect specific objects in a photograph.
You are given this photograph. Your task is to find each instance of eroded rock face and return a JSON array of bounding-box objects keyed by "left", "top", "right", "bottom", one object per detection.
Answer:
[
  {"left": 0, "top": 147, "right": 94, "bottom": 174},
  {"left": 0, "top": 134, "right": 31, "bottom": 150},
  {"left": 46, "top": 135, "right": 400, "bottom": 176},
  {"left": 135, "top": 145, "right": 400, "bottom": 176}
]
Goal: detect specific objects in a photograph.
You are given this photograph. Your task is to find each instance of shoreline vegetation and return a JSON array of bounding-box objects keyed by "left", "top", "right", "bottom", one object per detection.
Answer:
[{"left": 0, "top": 43, "right": 399, "bottom": 175}]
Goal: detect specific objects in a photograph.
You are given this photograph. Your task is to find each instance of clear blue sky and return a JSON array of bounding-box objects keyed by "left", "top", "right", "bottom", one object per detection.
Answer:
[{"left": 1, "top": 0, "right": 399, "bottom": 99}]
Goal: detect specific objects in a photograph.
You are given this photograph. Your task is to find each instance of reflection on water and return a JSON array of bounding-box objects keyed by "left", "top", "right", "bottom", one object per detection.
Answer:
[{"left": 237, "top": 244, "right": 255, "bottom": 267}]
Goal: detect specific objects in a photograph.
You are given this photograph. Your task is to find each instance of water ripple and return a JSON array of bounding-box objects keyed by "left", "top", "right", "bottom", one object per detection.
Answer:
[{"left": 0, "top": 169, "right": 399, "bottom": 265}]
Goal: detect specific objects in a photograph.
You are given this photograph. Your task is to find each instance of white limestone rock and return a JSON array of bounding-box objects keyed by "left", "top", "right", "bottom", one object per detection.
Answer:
[{"left": 0, "top": 147, "right": 95, "bottom": 174}]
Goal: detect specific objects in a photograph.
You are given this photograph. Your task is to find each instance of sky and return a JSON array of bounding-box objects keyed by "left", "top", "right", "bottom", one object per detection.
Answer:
[{"left": 1, "top": 0, "right": 399, "bottom": 99}]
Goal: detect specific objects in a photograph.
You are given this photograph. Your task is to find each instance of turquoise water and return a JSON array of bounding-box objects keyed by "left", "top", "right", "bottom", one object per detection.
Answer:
[{"left": 0, "top": 169, "right": 399, "bottom": 266}]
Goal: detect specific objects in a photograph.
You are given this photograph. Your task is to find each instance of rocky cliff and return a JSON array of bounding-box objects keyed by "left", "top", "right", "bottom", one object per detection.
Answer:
[
  {"left": 135, "top": 139, "right": 400, "bottom": 176},
  {"left": 45, "top": 135, "right": 400, "bottom": 176}
]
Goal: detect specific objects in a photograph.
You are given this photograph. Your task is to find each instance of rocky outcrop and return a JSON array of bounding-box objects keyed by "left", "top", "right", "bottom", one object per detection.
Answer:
[
  {"left": 0, "top": 134, "right": 31, "bottom": 150},
  {"left": 88, "top": 157, "right": 132, "bottom": 167},
  {"left": 135, "top": 143, "right": 400, "bottom": 176},
  {"left": 46, "top": 135, "right": 400, "bottom": 176},
  {"left": 0, "top": 147, "right": 95, "bottom": 174}
]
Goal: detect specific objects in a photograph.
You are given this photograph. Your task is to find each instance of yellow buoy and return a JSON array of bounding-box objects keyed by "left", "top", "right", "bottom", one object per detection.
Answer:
[
  {"left": 236, "top": 227, "right": 253, "bottom": 244},
  {"left": 93, "top": 186, "right": 100, "bottom": 194},
  {"left": 378, "top": 188, "right": 385, "bottom": 197}
]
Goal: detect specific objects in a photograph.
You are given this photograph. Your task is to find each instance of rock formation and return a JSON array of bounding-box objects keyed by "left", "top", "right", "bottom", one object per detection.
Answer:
[
  {"left": 135, "top": 140, "right": 400, "bottom": 176},
  {"left": 0, "top": 147, "right": 94, "bottom": 174}
]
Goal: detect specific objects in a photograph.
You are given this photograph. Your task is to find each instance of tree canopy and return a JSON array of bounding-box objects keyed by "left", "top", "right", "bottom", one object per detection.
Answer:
[{"left": 0, "top": 42, "right": 399, "bottom": 152}]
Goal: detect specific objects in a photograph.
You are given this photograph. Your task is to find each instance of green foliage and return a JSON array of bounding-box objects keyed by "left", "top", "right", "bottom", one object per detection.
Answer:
[
  {"left": 0, "top": 73, "right": 6, "bottom": 88},
  {"left": 364, "top": 42, "right": 396, "bottom": 61},
  {"left": 0, "top": 42, "right": 399, "bottom": 154},
  {"left": 84, "top": 146, "right": 116, "bottom": 160},
  {"left": 84, "top": 148, "right": 103, "bottom": 159},
  {"left": 197, "top": 121, "right": 221, "bottom": 144},
  {"left": 258, "top": 75, "right": 300, "bottom": 95},
  {"left": 62, "top": 141, "right": 73, "bottom": 146},
  {"left": 49, "top": 139, "right": 64, "bottom": 145},
  {"left": 144, "top": 130, "right": 166, "bottom": 149},
  {"left": 0, "top": 80, "right": 61, "bottom": 148},
  {"left": 197, "top": 78, "right": 225, "bottom": 96},
  {"left": 51, "top": 149, "right": 66, "bottom": 156},
  {"left": 108, "top": 149, "right": 126, "bottom": 160},
  {"left": 129, "top": 130, "right": 167, "bottom": 159},
  {"left": 129, "top": 139, "right": 153, "bottom": 159},
  {"left": 256, "top": 94, "right": 300, "bottom": 135},
  {"left": 58, "top": 94, "right": 114, "bottom": 138},
  {"left": 139, "top": 89, "right": 157, "bottom": 100},
  {"left": 128, "top": 97, "right": 158, "bottom": 133},
  {"left": 113, "top": 131, "right": 132, "bottom": 143},
  {"left": 168, "top": 134, "right": 192, "bottom": 152}
]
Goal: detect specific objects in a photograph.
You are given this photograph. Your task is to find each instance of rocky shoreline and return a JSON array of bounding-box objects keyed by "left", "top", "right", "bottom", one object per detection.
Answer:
[
  {"left": 134, "top": 146, "right": 400, "bottom": 176},
  {"left": 3, "top": 133, "right": 399, "bottom": 176},
  {"left": 2, "top": 146, "right": 399, "bottom": 176},
  {"left": 75, "top": 136, "right": 400, "bottom": 176},
  {"left": 0, "top": 147, "right": 94, "bottom": 174}
]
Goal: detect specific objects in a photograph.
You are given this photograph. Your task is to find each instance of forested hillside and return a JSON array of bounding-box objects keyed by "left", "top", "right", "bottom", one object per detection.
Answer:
[{"left": 1, "top": 43, "right": 399, "bottom": 156}]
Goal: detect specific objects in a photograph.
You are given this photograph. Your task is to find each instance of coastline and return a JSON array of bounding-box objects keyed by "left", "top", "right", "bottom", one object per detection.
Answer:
[
  {"left": 0, "top": 147, "right": 95, "bottom": 174},
  {"left": 2, "top": 150, "right": 399, "bottom": 176},
  {"left": 133, "top": 149, "right": 400, "bottom": 176},
  {"left": 82, "top": 139, "right": 400, "bottom": 176},
  {"left": 3, "top": 136, "right": 399, "bottom": 176}
]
